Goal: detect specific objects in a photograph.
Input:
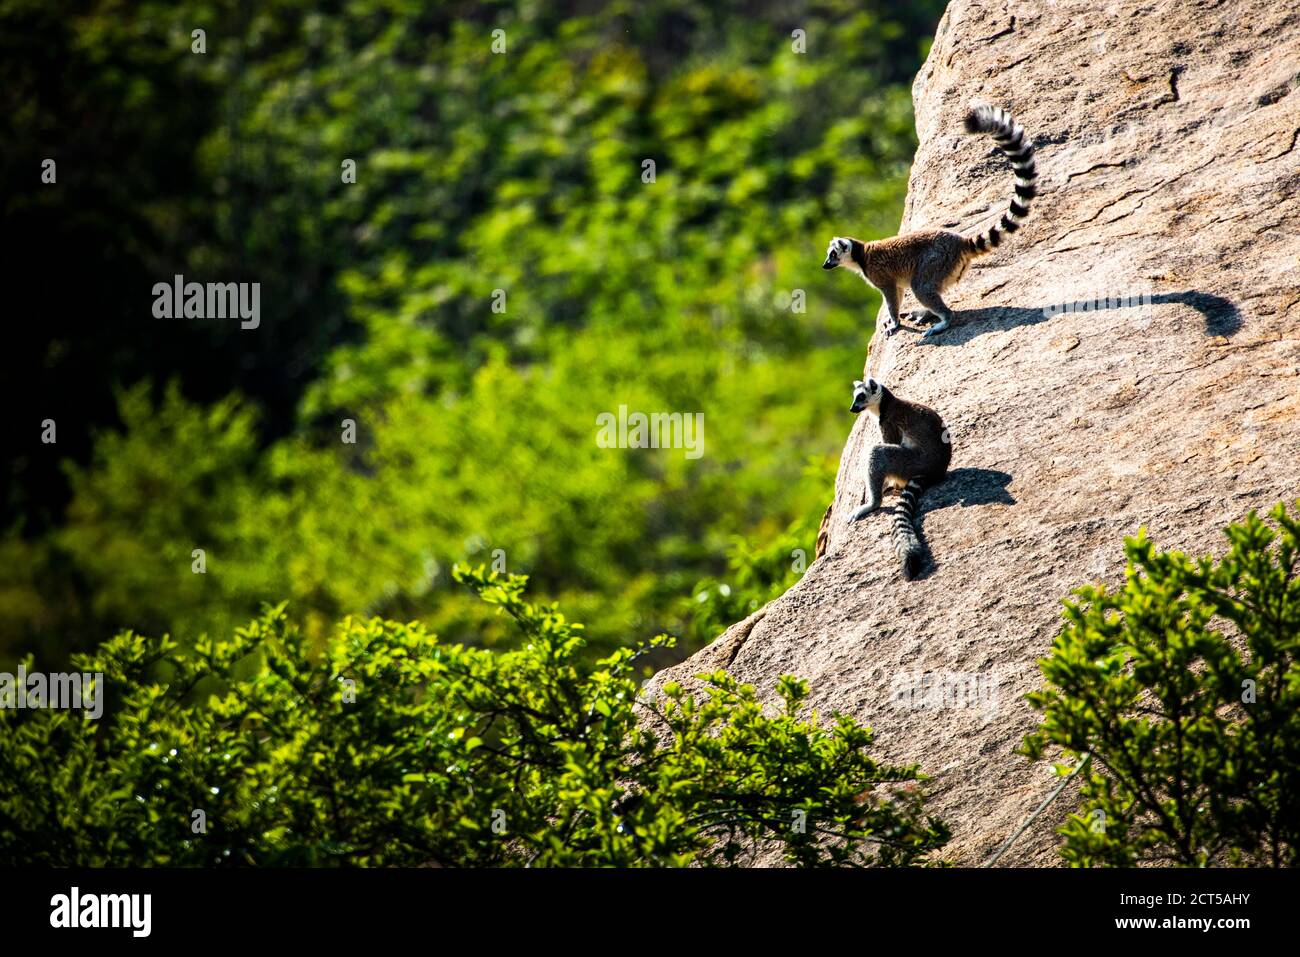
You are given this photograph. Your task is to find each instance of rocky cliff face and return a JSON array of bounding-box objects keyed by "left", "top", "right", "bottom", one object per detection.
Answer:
[{"left": 647, "top": 0, "right": 1300, "bottom": 864}]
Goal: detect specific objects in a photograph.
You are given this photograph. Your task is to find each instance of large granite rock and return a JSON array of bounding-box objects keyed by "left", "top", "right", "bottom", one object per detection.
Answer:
[{"left": 646, "top": 0, "right": 1300, "bottom": 864}]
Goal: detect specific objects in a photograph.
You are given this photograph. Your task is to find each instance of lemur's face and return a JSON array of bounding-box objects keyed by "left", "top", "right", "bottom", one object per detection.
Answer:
[
  {"left": 849, "top": 378, "right": 882, "bottom": 414},
  {"left": 822, "top": 237, "right": 851, "bottom": 270}
]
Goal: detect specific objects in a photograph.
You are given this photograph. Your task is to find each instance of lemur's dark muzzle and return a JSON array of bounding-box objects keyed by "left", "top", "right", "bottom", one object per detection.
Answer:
[{"left": 822, "top": 259, "right": 836, "bottom": 270}]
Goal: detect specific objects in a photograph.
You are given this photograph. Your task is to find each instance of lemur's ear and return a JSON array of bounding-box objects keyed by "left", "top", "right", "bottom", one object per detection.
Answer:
[
  {"left": 852, "top": 379, "right": 865, "bottom": 390},
  {"left": 867, "top": 378, "right": 879, "bottom": 391}
]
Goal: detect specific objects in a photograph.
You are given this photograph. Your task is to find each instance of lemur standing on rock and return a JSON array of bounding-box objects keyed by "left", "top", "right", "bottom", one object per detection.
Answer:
[
  {"left": 848, "top": 378, "right": 951, "bottom": 579},
  {"left": 822, "top": 105, "right": 1038, "bottom": 340}
]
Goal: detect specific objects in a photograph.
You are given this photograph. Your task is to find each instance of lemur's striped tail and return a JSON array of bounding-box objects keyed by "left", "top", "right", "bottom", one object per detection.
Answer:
[
  {"left": 892, "top": 480, "right": 926, "bottom": 580},
  {"left": 962, "top": 106, "right": 1037, "bottom": 255}
]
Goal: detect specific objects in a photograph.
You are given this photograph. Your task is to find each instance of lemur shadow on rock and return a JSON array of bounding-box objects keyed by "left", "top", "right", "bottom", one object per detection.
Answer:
[
  {"left": 923, "top": 467, "right": 1015, "bottom": 511},
  {"left": 905, "top": 468, "right": 1015, "bottom": 580},
  {"left": 901, "top": 289, "right": 1242, "bottom": 346}
]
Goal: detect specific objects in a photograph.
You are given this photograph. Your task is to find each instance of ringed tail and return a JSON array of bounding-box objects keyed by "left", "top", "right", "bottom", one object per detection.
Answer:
[
  {"left": 962, "top": 105, "right": 1037, "bottom": 255},
  {"left": 892, "top": 479, "right": 926, "bottom": 580}
]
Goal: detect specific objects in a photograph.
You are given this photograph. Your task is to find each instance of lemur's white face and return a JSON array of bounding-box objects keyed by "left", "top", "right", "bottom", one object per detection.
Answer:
[
  {"left": 822, "top": 237, "right": 852, "bottom": 270},
  {"left": 849, "top": 378, "right": 882, "bottom": 414}
]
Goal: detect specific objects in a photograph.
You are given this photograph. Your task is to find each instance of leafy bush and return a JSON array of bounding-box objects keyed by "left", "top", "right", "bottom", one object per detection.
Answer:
[
  {"left": 1024, "top": 503, "right": 1300, "bottom": 867},
  {"left": 0, "top": 567, "right": 948, "bottom": 866}
]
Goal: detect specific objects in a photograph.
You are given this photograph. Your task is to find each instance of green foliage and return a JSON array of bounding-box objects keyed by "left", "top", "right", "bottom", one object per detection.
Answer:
[
  {"left": 3, "top": 0, "right": 947, "bottom": 665},
  {"left": 0, "top": 568, "right": 948, "bottom": 866},
  {"left": 685, "top": 455, "right": 837, "bottom": 645},
  {"left": 1024, "top": 503, "right": 1300, "bottom": 867}
]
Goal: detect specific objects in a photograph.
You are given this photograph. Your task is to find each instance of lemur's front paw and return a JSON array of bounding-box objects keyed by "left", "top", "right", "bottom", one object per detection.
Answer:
[{"left": 850, "top": 503, "right": 879, "bottom": 522}]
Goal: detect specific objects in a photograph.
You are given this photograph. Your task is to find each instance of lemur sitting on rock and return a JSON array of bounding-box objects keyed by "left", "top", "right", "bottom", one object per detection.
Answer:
[{"left": 847, "top": 378, "right": 951, "bottom": 579}]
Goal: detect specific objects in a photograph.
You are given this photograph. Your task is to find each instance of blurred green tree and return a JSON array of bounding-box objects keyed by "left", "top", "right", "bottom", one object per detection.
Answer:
[{"left": 4, "top": 0, "right": 946, "bottom": 663}]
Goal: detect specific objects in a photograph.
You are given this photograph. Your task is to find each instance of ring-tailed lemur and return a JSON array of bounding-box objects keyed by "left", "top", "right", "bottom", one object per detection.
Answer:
[
  {"left": 848, "top": 378, "right": 951, "bottom": 579},
  {"left": 823, "top": 105, "right": 1038, "bottom": 340}
]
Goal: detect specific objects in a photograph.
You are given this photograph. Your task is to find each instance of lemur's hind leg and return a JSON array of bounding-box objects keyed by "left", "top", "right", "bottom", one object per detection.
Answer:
[
  {"left": 851, "top": 444, "right": 922, "bottom": 521},
  {"left": 909, "top": 280, "right": 955, "bottom": 339},
  {"left": 909, "top": 248, "right": 961, "bottom": 339}
]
